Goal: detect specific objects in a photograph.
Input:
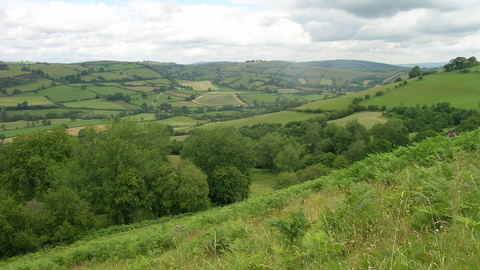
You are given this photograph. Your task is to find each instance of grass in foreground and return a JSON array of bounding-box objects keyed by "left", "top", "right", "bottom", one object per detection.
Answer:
[{"left": 3, "top": 129, "right": 479, "bottom": 269}]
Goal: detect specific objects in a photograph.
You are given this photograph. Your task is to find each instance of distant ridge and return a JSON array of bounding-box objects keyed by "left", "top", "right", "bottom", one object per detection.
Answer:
[
  {"left": 295, "top": 59, "right": 409, "bottom": 73},
  {"left": 395, "top": 62, "right": 447, "bottom": 68}
]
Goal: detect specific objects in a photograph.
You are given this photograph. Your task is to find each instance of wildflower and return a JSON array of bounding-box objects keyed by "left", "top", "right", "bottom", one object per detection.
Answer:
[
  {"left": 464, "top": 184, "right": 469, "bottom": 188},
  {"left": 447, "top": 133, "right": 457, "bottom": 137}
]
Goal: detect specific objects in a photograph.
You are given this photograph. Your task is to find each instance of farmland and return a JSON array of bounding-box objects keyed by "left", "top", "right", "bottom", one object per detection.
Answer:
[{"left": 1, "top": 59, "right": 478, "bottom": 139}]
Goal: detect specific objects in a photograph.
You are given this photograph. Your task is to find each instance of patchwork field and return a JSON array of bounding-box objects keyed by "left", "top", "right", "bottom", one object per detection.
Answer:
[
  {"left": 194, "top": 95, "right": 243, "bottom": 106},
  {"left": 62, "top": 99, "right": 139, "bottom": 110},
  {"left": 179, "top": 80, "right": 218, "bottom": 90},
  {"left": 6, "top": 78, "right": 53, "bottom": 94},
  {"left": 199, "top": 110, "right": 323, "bottom": 129},
  {"left": 39, "top": 85, "right": 97, "bottom": 102},
  {"left": 86, "top": 86, "right": 137, "bottom": 96},
  {"left": 0, "top": 92, "right": 53, "bottom": 106}
]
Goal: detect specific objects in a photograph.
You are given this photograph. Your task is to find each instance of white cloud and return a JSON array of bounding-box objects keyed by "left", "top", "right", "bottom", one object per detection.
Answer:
[{"left": 0, "top": 0, "right": 478, "bottom": 64}]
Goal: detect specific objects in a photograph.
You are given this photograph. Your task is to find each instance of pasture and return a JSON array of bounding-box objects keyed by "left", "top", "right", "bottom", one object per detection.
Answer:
[
  {"left": 38, "top": 85, "right": 97, "bottom": 102},
  {"left": 0, "top": 92, "right": 53, "bottom": 106},
  {"left": 329, "top": 111, "right": 388, "bottom": 129},
  {"left": 360, "top": 73, "right": 480, "bottom": 110},
  {"left": 26, "top": 64, "right": 89, "bottom": 79},
  {"left": 0, "top": 66, "right": 29, "bottom": 77},
  {"left": 154, "top": 116, "right": 209, "bottom": 127},
  {"left": 0, "top": 119, "right": 105, "bottom": 138},
  {"left": 6, "top": 78, "right": 53, "bottom": 94},
  {"left": 239, "top": 93, "right": 283, "bottom": 104},
  {"left": 124, "top": 86, "right": 156, "bottom": 92},
  {"left": 62, "top": 99, "right": 139, "bottom": 110},
  {"left": 179, "top": 80, "right": 218, "bottom": 90},
  {"left": 194, "top": 95, "right": 243, "bottom": 106},
  {"left": 87, "top": 86, "right": 137, "bottom": 96},
  {"left": 121, "top": 68, "right": 161, "bottom": 78},
  {"left": 199, "top": 110, "right": 324, "bottom": 129}
]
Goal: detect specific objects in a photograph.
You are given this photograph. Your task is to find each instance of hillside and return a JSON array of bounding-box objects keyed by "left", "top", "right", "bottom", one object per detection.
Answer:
[
  {"left": 296, "top": 68, "right": 480, "bottom": 112},
  {"left": 2, "top": 128, "right": 479, "bottom": 269},
  {"left": 0, "top": 59, "right": 409, "bottom": 139}
]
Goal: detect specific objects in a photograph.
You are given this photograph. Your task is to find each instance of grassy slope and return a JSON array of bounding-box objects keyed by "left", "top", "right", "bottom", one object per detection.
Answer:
[
  {"left": 297, "top": 71, "right": 480, "bottom": 112},
  {"left": 360, "top": 73, "right": 480, "bottom": 109},
  {"left": 3, "top": 128, "right": 479, "bottom": 270}
]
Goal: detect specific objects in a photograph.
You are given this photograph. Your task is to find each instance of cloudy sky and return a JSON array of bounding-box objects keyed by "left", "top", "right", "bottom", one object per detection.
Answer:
[{"left": 1, "top": 0, "right": 479, "bottom": 64}]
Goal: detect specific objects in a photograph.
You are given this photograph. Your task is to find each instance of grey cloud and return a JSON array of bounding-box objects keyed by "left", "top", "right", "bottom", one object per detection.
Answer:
[
  {"left": 294, "top": 0, "right": 451, "bottom": 18},
  {"left": 416, "top": 10, "right": 480, "bottom": 35}
]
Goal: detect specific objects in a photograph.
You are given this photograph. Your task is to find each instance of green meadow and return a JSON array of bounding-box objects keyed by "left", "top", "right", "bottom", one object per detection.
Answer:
[
  {"left": 5, "top": 77, "right": 53, "bottom": 94},
  {"left": 195, "top": 95, "right": 243, "bottom": 106},
  {"left": 0, "top": 92, "right": 52, "bottom": 106},
  {"left": 199, "top": 110, "right": 323, "bottom": 129},
  {"left": 360, "top": 73, "right": 480, "bottom": 109},
  {"left": 62, "top": 99, "right": 139, "bottom": 110},
  {"left": 39, "top": 85, "right": 97, "bottom": 102},
  {"left": 86, "top": 86, "right": 137, "bottom": 96}
]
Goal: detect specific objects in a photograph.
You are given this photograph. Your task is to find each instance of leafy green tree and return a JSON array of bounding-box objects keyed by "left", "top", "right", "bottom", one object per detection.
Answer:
[
  {"left": 71, "top": 118, "right": 171, "bottom": 224},
  {"left": 181, "top": 126, "right": 255, "bottom": 177},
  {"left": 274, "top": 172, "right": 298, "bottom": 190},
  {"left": 343, "top": 139, "right": 367, "bottom": 164},
  {"left": 0, "top": 126, "right": 73, "bottom": 202},
  {"left": 0, "top": 190, "right": 39, "bottom": 257},
  {"left": 209, "top": 166, "right": 250, "bottom": 205},
  {"left": 0, "top": 134, "right": 5, "bottom": 142},
  {"left": 409, "top": 66, "right": 421, "bottom": 78},
  {"left": 332, "top": 155, "right": 348, "bottom": 169},
  {"left": 274, "top": 143, "right": 305, "bottom": 172},
  {"left": 40, "top": 187, "right": 95, "bottom": 242},
  {"left": 370, "top": 119, "right": 409, "bottom": 148},
  {"left": 174, "top": 160, "right": 210, "bottom": 213},
  {"left": 296, "top": 163, "right": 331, "bottom": 183}
]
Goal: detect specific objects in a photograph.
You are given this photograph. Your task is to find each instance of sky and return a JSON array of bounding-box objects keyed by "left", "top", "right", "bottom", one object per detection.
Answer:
[{"left": 1, "top": 0, "right": 479, "bottom": 65}]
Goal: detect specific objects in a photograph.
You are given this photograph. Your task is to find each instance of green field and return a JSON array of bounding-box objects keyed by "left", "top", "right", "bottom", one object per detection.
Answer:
[
  {"left": 0, "top": 119, "right": 105, "bottom": 138},
  {"left": 87, "top": 86, "right": 137, "bottom": 96},
  {"left": 121, "top": 68, "right": 161, "bottom": 78},
  {"left": 6, "top": 78, "right": 53, "bottom": 94},
  {"left": 239, "top": 93, "right": 283, "bottom": 104},
  {"left": 88, "top": 63, "right": 143, "bottom": 71},
  {"left": 62, "top": 99, "right": 139, "bottom": 110},
  {"left": 0, "top": 92, "right": 53, "bottom": 106},
  {"left": 360, "top": 73, "right": 480, "bottom": 109},
  {"left": 38, "top": 85, "right": 97, "bottom": 102},
  {"left": 194, "top": 95, "right": 242, "bottom": 106},
  {"left": 0, "top": 66, "right": 30, "bottom": 77},
  {"left": 199, "top": 110, "right": 323, "bottom": 129},
  {"left": 26, "top": 64, "right": 89, "bottom": 79}
]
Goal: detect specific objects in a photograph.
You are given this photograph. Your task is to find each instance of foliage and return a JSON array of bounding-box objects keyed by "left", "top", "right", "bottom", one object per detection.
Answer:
[
  {"left": 270, "top": 209, "right": 310, "bottom": 246},
  {"left": 209, "top": 166, "right": 250, "bottom": 205},
  {"left": 0, "top": 126, "right": 73, "bottom": 202}
]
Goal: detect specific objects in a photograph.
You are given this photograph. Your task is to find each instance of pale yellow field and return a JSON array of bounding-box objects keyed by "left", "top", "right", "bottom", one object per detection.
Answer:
[
  {"left": 329, "top": 111, "right": 388, "bottom": 129},
  {"left": 320, "top": 79, "right": 333, "bottom": 85},
  {"left": 298, "top": 78, "right": 307, "bottom": 84},
  {"left": 180, "top": 81, "right": 218, "bottom": 90}
]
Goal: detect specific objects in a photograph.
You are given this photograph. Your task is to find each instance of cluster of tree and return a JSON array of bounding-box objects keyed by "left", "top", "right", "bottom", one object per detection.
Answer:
[
  {"left": 0, "top": 62, "right": 9, "bottom": 70},
  {"left": 105, "top": 92, "right": 132, "bottom": 103},
  {"left": 0, "top": 120, "right": 211, "bottom": 257},
  {"left": 443, "top": 56, "right": 478, "bottom": 72},
  {"left": 387, "top": 102, "right": 479, "bottom": 140},
  {"left": 0, "top": 74, "right": 39, "bottom": 91},
  {"left": 0, "top": 109, "right": 101, "bottom": 123}
]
